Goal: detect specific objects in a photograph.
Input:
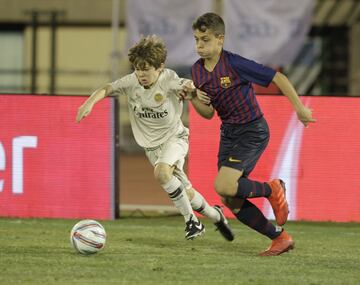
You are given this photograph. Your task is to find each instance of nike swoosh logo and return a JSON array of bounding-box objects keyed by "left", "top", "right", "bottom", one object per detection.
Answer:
[
  {"left": 194, "top": 222, "right": 203, "bottom": 230},
  {"left": 229, "top": 157, "right": 242, "bottom": 163}
]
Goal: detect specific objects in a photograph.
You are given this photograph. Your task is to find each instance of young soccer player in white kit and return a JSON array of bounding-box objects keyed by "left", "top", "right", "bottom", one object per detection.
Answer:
[{"left": 76, "top": 35, "right": 234, "bottom": 241}]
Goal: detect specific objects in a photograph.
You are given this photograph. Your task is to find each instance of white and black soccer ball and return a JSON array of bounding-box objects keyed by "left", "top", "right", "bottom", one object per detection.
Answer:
[{"left": 70, "top": 219, "right": 106, "bottom": 255}]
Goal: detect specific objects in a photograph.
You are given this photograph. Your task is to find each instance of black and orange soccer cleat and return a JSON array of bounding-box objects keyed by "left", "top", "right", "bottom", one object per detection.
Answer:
[
  {"left": 267, "top": 179, "right": 289, "bottom": 226},
  {"left": 259, "top": 230, "right": 295, "bottom": 256}
]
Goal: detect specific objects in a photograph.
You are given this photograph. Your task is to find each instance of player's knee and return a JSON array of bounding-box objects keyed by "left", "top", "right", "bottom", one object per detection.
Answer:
[
  {"left": 154, "top": 164, "right": 172, "bottom": 185},
  {"left": 214, "top": 177, "right": 237, "bottom": 197}
]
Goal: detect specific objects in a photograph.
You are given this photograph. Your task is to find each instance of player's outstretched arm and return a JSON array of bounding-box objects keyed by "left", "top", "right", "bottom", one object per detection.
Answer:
[
  {"left": 76, "top": 84, "right": 113, "bottom": 123},
  {"left": 177, "top": 81, "right": 196, "bottom": 101},
  {"left": 190, "top": 89, "right": 215, "bottom": 120},
  {"left": 176, "top": 81, "right": 214, "bottom": 119},
  {"left": 272, "top": 71, "right": 316, "bottom": 127}
]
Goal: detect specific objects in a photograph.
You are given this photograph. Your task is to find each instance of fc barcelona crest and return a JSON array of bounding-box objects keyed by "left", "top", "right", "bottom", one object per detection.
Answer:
[{"left": 220, "top": 76, "right": 231, "bottom": 88}]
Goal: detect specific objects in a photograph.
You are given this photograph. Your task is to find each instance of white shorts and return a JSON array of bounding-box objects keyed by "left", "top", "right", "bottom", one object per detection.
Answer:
[{"left": 144, "top": 133, "right": 192, "bottom": 190}]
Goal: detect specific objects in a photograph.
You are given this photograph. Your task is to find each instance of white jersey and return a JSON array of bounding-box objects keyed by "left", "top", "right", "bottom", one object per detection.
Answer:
[{"left": 111, "top": 68, "right": 191, "bottom": 148}]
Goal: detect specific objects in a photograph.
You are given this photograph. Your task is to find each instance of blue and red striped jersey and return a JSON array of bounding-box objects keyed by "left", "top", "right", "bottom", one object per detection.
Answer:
[{"left": 191, "top": 49, "right": 276, "bottom": 124}]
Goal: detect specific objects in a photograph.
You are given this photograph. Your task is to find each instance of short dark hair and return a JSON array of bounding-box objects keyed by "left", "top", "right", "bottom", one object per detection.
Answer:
[
  {"left": 128, "top": 35, "right": 167, "bottom": 70},
  {"left": 192, "top": 13, "right": 225, "bottom": 36}
]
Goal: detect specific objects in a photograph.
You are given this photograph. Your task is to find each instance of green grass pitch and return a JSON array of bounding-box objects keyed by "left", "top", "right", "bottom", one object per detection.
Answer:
[{"left": 0, "top": 215, "right": 359, "bottom": 285}]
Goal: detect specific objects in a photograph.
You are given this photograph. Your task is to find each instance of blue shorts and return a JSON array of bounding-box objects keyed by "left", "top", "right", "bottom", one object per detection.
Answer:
[{"left": 217, "top": 117, "right": 270, "bottom": 177}]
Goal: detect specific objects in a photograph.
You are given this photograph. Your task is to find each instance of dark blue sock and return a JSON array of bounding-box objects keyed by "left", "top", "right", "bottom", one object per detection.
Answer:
[
  {"left": 235, "top": 177, "right": 271, "bottom": 199},
  {"left": 235, "top": 199, "right": 282, "bottom": 240}
]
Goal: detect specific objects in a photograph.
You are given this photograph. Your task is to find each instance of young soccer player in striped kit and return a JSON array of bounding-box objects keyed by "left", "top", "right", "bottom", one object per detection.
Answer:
[
  {"left": 179, "top": 13, "right": 315, "bottom": 255},
  {"left": 76, "top": 35, "right": 234, "bottom": 241}
]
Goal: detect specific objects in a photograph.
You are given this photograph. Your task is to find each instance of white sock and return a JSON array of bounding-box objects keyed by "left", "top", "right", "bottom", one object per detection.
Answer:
[
  {"left": 190, "top": 189, "right": 220, "bottom": 223},
  {"left": 161, "top": 176, "right": 197, "bottom": 223}
]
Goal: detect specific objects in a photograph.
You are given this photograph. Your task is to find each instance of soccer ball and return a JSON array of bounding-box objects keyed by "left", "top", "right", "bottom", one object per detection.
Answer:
[{"left": 70, "top": 219, "right": 106, "bottom": 255}]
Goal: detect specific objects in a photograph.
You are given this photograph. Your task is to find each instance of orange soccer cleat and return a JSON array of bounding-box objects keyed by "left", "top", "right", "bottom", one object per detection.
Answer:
[
  {"left": 259, "top": 230, "right": 295, "bottom": 256},
  {"left": 267, "top": 179, "right": 289, "bottom": 226}
]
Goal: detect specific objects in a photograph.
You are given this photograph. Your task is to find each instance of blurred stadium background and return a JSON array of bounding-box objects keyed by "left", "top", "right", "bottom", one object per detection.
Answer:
[{"left": 1, "top": 0, "right": 360, "bottom": 220}]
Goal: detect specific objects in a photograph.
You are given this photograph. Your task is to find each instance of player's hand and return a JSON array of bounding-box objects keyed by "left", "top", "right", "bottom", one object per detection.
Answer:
[
  {"left": 76, "top": 101, "right": 94, "bottom": 123},
  {"left": 177, "top": 82, "right": 196, "bottom": 101},
  {"left": 296, "top": 107, "right": 316, "bottom": 127},
  {"left": 196, "top": 89, "right": 211, "bottom": 105}
]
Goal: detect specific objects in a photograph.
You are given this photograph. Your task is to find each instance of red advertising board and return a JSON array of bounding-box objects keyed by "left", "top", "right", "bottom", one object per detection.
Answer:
[
  {"left": 0, "top": 94, "right": 115, "bottom": 219},
  {"left": 189, "top": 96, "right": 360, "bottom": 222}
]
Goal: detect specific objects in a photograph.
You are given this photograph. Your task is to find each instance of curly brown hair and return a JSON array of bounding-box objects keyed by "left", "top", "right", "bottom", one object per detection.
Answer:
[{"left": 128, "top": 35, "right": 167, "bottom": 70}]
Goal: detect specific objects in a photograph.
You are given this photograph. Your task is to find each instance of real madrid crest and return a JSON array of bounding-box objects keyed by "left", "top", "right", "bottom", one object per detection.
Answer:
[
  {"left": 154, "top": 93, "right": 164, "bottom": 103},
  {"left": 220, "top": 76, "right": 231, "bottom": 88}
]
